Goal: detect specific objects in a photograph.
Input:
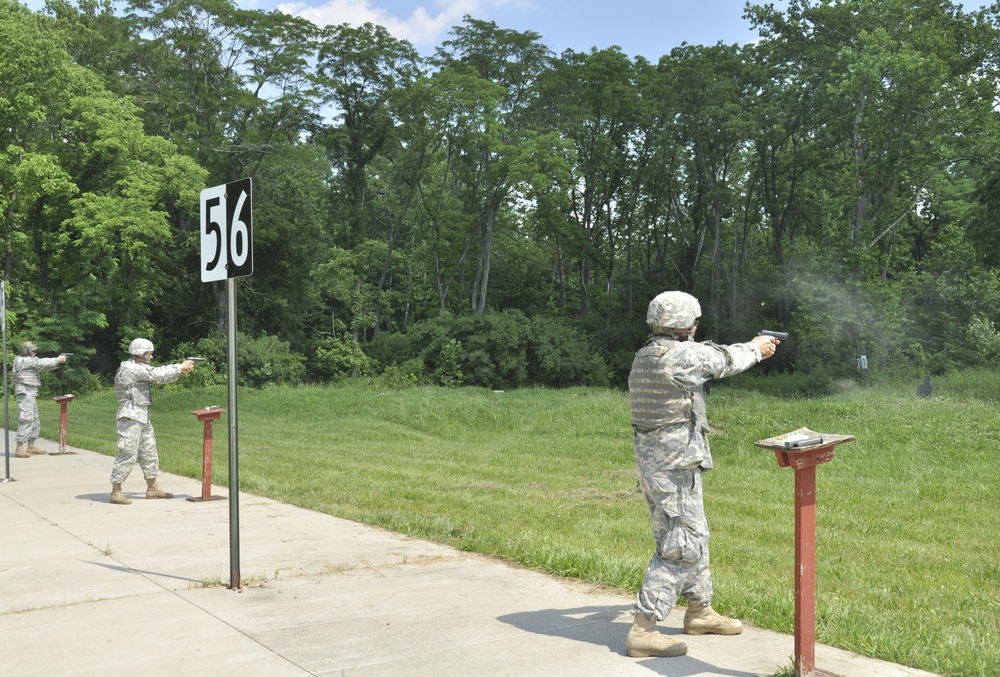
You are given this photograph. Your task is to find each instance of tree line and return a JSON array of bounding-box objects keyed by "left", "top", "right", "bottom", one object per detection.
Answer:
[{"left": 4, "top": 0, "right": 1000, "bottom": 392}]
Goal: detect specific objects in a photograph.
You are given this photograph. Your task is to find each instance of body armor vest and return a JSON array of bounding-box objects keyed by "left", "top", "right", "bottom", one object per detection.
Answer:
[
  {"left": 629, "top": 337, "right": 708, "bottom": 432},
  {"left": 115, "top": 362, "right": 153, "bottom": 408}
]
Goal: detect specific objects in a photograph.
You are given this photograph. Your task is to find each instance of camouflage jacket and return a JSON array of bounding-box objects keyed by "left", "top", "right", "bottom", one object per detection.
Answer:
[
  {"left": 114, "top": 360, "right": 183, "bottom": 423},
  {"left": 628, "top": 336, "right": 760, "bottom": 470},
  {"left": 12, "top": 355, "right": 61, "bottom": 394}
]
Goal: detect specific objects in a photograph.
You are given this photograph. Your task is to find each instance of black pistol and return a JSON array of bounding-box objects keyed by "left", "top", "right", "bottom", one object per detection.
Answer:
[
  {"left": 758, "top": 330, "right": 789, "bottom": 341},
  {"left": 185, "top": 357, "right": 206, "bottom": 363}
]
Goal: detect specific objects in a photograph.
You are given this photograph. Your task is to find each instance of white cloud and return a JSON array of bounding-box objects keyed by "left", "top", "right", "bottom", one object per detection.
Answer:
[{"left": 277, "top": 0, "right": 487, "bottom": 47}]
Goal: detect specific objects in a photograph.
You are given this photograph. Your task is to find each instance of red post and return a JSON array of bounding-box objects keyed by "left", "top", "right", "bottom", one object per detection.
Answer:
[
  {"left": 761, "top": 430, "right": 853, "bottom": 677},
  {"left": 51, "top": 395, "right": 76, "bottom": 455},
  {"left": 188, "top": 407, "right": 226, "bottom": 502}
]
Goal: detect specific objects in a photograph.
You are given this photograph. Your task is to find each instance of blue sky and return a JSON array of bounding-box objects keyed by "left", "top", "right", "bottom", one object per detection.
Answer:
[
  {"left": 20, "top": 0, "right": 783, "bottom": 61},
  {"left": 20, "top": 0, "right": 992, "bottom": 62},
  {"left": 266, "top": 0, "right": 775, "bottom": 60}
]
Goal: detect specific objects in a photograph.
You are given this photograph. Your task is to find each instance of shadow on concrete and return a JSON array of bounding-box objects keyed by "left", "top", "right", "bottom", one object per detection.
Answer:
[
  {"left": 75, "top": 492, "right": 195, "bottom": 503},
  {"left": 497, "top": 605, "right": 758, "bottom": 677},
  {"left": 84, "top": 560, "right": 204, "bottom": 584}
]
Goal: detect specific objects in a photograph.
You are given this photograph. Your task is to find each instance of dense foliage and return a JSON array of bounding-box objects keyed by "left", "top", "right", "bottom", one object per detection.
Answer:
[{"left": 5, "top": 0, "right": 1000, "bottom": 392}]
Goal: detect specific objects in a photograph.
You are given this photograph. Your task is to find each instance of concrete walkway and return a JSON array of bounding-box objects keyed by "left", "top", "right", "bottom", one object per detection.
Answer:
[{"left": 1, "top": 435, "right": 939, "bottom": 677}]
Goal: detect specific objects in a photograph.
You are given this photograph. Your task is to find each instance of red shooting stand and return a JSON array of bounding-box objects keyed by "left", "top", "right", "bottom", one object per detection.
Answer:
[
  {"left": 755, "top": 427, "right": 855, "bottom": 677},
  {"left": 51, "top": 394, "right": 77, "bottom": 455},
  {"left": 188, "top": 407, "right": 227, "bottom": 502}
]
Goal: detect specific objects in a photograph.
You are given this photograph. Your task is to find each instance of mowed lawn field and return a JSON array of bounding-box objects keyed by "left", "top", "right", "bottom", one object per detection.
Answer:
[{"left": 39, "top": 374, "right": 1000, "bottom": 677}]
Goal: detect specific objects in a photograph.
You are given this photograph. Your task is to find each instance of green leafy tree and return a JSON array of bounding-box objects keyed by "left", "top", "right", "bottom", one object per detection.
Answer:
[
  {"left": 0, "top": 1, "right": 205, "bottom": 369},
  {"left": 539, "top": 46, "right": 647, "bottom": 320},
  {"left": 431, "top": 16, "right": 557, "bottom": 314}
]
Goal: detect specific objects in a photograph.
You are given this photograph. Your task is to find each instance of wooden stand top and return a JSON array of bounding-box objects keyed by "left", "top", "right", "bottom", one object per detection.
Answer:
[{"left": 755, "top": 427, "right": 855, "bottom": 470}]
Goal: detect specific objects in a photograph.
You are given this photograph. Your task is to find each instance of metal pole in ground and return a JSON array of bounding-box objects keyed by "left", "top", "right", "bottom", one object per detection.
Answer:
[
  {"left": 2, "top": 281, "right": 11, "bottom": 483},
  {"left": 227, "top": 277, "right": 241, "bottom": 590}
]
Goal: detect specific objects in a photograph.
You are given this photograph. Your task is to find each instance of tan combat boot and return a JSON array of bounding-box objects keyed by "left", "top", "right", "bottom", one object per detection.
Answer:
[
  {"left": 26, "top": 441, "right": 47, "bottom": 455},
  {"left": 683, "top": 602, "right": 744, "bottom": 635},
  {"left": 145, "top": 478, "right": 174, "bottom": 499},
  {"left": 110, "top": 483, "right": 132, "bottom": 505},
  {"left": 15, "top": 443, "right": 29, "bottom": 458},
  {"left": 625, "top": 613, "right": 688, "bottom": 658}
]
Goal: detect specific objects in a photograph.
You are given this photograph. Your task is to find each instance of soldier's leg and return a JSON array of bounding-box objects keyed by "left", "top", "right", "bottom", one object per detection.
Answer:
[
  {"left": 21, "top": 392, "right": 46, "bottom": 455},
  {"left": 136, "top": 422, "right": 160, "bottom": 479},
  {"left": 109, "top": 419, "right": 142, "bottom": 504},
  {"left": 14, "top": 395, "right": 29, "bottom": 456},
  {"left": 627, "top": 469, "right": 703, "bottom": 658},
  {"left": 15, "top": 393, "right": 31, "bottom": 444},
  {"left": 137, "top": 423, "right": 172, "bottom": 499},
  {"left": 680, "top": 470, "right": 742, "bottom": 635},
  {"left": 635, "top": 469, "right": 707, "bottom": 619}
]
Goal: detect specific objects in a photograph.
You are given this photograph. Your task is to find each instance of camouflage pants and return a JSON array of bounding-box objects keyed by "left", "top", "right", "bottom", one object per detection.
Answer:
[
  {"left": 634, "top": 467, "right": 713, "bottom": 620},
  {"left": 15, "top": 388, "right": 40, "bottom": 444},
  {"left": 110, "top": 417, "right": 160, "bottom": 484}
]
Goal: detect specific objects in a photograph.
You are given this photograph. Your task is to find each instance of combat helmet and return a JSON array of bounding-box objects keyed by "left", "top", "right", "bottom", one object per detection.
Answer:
[
  {"left": 19, "top": 341, "right": 37, "bottom": 355},
  {"left": 646, "top": 291, "right": 701, "bottom": 331},
  {"left": 128, "top": 338, "right": 154, "bottom": 356}
]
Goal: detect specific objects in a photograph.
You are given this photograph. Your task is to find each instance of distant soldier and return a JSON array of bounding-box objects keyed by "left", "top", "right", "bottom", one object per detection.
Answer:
[
  {"left": 108, "top": 338, "right": 194, "bottom": 505},
  {"left": 12, "top": 341, "right": 67, "bottom": 458},
  {"left": 625, "top": 291, "right": 778, "bottom": 658}
]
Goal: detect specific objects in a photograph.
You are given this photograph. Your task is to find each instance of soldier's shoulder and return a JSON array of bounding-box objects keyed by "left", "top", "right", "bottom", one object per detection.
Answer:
[{"left": 116, "top": 360, "right": 145, "bottom": 378}]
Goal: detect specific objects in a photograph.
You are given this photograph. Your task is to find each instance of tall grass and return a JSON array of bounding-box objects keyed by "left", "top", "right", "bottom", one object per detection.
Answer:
[{"left": 40, "top": 373, "right": 1000, "bottom": 677}]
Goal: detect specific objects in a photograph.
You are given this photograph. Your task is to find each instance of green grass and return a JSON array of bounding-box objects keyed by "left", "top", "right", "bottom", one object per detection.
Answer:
[{"left": 39, "top": 376, "right": 1000, "bottom": 677}]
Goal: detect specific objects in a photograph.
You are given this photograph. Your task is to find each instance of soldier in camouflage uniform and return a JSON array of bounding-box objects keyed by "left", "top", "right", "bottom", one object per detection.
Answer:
[
  {"left": 109, "top": 338, "right": 195, "bottom": 505},
  {"left": 625, "top": 291, "right": 778, "bottom": 658},
  {"left": 12, "top": 341, "right": 68, "bottom": 458}
]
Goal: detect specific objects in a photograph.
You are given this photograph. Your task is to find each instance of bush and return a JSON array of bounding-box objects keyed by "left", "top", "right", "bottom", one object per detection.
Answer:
[
  {"left": 45, "top": 366, "right": 103, "bottom": 397},
  {"left": 314, "top": 336, "right": 376, "bottom": 381},
  {"left": 364, "top": 331, "right": 417, "bottom": 368},
  {"left": 367, "top": 311, "right": 611, "bottom": 389},
  {"left": 456, "top": 312, "right": 529, "bottom": 388},
  {"left": 406, "top": 320, "right": 462, "bottom": 386},
  {"left": 171, "top": 332, "right": 305, "bottom": 388},
  {"left": 967, "top": 316, "right": 1000, "bottom": 365},
  {"left": 374, "top": 359, "right": 424, "bottom": 388},
  {"left": 527, "top": 315, "right": 608, "bottom": 388}
]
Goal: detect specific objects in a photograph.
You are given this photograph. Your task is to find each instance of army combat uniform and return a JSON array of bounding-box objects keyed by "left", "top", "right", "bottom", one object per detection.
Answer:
[
  {"left": 629, "top": 335, "right": 761, "bottom": 622},
  {"left": 624, "top": 290, "right": 777, "bottom": 658},
  {"left": 109, "top": 359, "right": 184, "bottom": 487},
  {"left": 12, "top": 353, "right": 62, "bottom": 453}
]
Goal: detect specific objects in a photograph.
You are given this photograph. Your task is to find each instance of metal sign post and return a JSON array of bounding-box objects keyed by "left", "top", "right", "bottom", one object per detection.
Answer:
[
  {"left": 1, "top": 280, "right": 11, "bottom": 483},
  {"left": 226, "top": 277, "right": 241, "bottom": 589},
  {"left": 200, "top": 177, "right": 253, "bottom": 590}
]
